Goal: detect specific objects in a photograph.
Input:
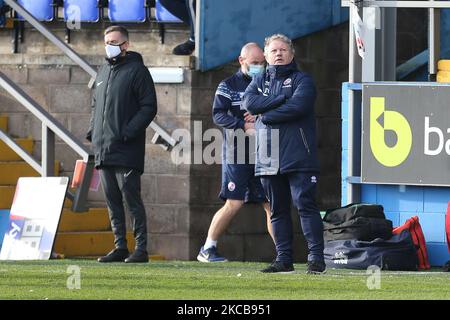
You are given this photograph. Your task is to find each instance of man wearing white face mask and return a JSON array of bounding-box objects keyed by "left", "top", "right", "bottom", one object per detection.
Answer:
[
  {"left": 87, "top": 26, "right": 157, "bottom": 263},
  {"left": 197, "top": 43, "right": 275, "bottom": 263}
]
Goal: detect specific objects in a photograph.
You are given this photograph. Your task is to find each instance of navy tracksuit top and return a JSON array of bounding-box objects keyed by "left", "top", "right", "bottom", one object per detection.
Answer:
[
  {"left": 212, "top": 69, "right": 253, "bottom": 165},
  {"left": 242, "top": 61, "right": 320, "bottom": 176}
]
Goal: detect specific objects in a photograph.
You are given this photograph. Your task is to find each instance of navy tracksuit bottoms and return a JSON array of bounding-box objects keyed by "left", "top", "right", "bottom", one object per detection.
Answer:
[{"left": 260, "top": 172, "right": 324, "bottom": 264}]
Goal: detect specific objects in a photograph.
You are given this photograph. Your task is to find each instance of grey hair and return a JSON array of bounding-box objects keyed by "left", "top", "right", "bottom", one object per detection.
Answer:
[{"left": 264, "top": 34, "right": 295, "bottom": 56}]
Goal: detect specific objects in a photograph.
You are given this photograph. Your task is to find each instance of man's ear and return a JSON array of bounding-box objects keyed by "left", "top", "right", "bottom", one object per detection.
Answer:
[
  {"left": 122, "top": 41, "right": 130, "bottom": 51},
  {"left": 238, "top": 56, "right": 245, "bottom": 65}
]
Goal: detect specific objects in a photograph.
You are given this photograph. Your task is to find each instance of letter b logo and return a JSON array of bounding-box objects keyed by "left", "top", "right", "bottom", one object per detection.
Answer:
[{"left": 370, "top": 97, "right": 412, "bottom": 167}]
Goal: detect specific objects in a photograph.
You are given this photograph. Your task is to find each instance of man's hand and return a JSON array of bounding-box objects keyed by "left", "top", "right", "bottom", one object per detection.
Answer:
[
  {"left": 244, "top": 122, "right": 256, "bottom": 136},
  {"left": 244, "top": 112, "right": 256, "bottom": 123}
]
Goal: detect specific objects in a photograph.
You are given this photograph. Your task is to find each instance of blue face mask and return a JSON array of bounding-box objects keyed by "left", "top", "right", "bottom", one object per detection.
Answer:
[{"left": 247, "top": 64, "right": 265, "bottom": 78}]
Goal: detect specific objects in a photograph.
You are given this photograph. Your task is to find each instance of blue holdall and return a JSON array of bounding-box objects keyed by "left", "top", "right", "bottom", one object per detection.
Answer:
[{"left": 324, "top": 230, "right": 419, "bottom": 271}]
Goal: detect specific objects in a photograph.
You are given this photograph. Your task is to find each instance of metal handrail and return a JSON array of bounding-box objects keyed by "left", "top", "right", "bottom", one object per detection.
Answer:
[
  {"left": 0, "top": 0, "right": 178, "bottom": 210},
  {"left": 4, "top": 0, "right": 96, "bottom": 80},
  {"left": 0, "top": 71, "right": 94, "bottom": 212},
  {"left": 5, "top": 0, "right": 178, "bottom": 150},
  {"left": 396, "top": 50, "right": 429, "bottom": 80}
]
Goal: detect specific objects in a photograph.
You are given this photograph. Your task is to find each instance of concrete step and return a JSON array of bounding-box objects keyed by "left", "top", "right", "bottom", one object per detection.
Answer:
[
  {"left": 59, "top": 208, "right": 111, "bottom": 232},
  {"left": 0, "top": 161, "right": 60, "bottom": 185},
  {"left": 53, "top": 231, "right": 136, "bottom": 257},
  {"left": 0, "top": 186, "right": 15, "bottom": 209},
  {"left": 0, "top": 138, "right": 34, "bottom": 161},
  {"left": 0, "top": 116, "right": 7, "bottom": 132}
]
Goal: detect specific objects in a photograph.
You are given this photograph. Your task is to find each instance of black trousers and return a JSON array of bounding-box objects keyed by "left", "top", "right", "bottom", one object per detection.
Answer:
[
  {"left": 159, "top": 0, "right": 196, "bottom": 41},
  {"left": 99, "top": 166, "right": 147, "bottom": 252}
]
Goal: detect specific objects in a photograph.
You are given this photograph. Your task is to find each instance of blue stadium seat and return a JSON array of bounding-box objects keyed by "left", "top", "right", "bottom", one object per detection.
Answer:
[
  {"left": 0, "top": 0, "right": 6, "bottom": 27},
  {"left": 63, "top": 0, "right": 99, "bottom": 23},
  {"left": 155, "top": 0, "right": 182, "bottom": 23},
  {"left": 17, "top": 0, "right": 54, "bottom": 21},
  {"left": 108, "top": 0, "right": 146, "bottom": 23}
]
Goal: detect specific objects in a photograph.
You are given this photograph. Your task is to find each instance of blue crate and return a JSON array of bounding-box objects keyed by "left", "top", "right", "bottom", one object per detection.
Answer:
[
  {"left": 399, "top": 212, "right": 446, "bottom": 243},
  {"left": 361, "top": 184, "right": 377, "bottom": 204},
  {"left": 384, "top": 211, "right": 400, "bottom": 227},
  {"left": 376, "top": 185, "right": 423, "bottom": 212},
  {"left": 423, "top": 187, "right": 450, "bottom": 213},
  {"left": 426, "top": 242, "right": 450, "bottom": 267}
]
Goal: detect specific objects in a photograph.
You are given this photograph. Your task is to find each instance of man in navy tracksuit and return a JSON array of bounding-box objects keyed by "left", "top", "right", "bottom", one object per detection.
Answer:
[
  {"left": 197, "top": 43, "right": 274, "bottom": 262},
  {"left": 243, "top": 34, "right": 325, "bottom": 274}
]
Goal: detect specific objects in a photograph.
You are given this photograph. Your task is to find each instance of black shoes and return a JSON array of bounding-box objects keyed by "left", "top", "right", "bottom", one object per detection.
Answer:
[
  {"left": 443, "top": 260, "right": 450, "bottom": 272},
  {"left": 260, "top": 260, "right": 326, "bottom": 274},
  {"left": 124, "top": 250, "right": 149, "bottom": 263},
  {"left": 97, "top": 248, "right": 129, "bottom": 263},
  {"left": 260, "top": 261, "right": 295, "bottom": 274},
  {"left": 307, "top": 260, "right": 326, "bottom": 274},
  {"left": 97, "top": 248, "right": 148, "bottom": 263},
  {"left": 172, "top": 39, "right": 195, "bottom": 55}
]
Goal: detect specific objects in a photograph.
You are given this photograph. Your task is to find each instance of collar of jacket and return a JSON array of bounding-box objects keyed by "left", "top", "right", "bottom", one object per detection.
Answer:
[
  {"left": 105, "top": 51, "right": 143, "bottom": 66},
  {"left": 267, "top": 60, "right": 298, "bottom": 78},
  {"left": 105, "top": 54, "right": 126, "bottom": 66},
  {"left": 237, "top": 68, "right": 252, "bottom": 82}
]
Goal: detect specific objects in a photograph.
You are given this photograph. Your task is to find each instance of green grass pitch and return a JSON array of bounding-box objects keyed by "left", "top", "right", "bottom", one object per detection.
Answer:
[{"left": 0, "top": 259, "right": 448, "bottom": 300}]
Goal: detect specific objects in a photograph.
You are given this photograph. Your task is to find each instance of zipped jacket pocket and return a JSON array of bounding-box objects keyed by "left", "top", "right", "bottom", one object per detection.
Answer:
[{"left": 299, "top": 128, "right": 311, "bottom": 155}]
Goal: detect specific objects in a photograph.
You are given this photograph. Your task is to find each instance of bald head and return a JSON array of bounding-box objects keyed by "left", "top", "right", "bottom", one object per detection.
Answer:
[
  {"left": 239, "top": 42, "right": 265, "bottom": 77},
  {"left": 241, "top": 42, "right": 260, "bottom": 57}
]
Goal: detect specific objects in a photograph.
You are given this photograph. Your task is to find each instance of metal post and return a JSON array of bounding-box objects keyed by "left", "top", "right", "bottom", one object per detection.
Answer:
[
  {"left": 381, "top": 4, "right": 397, "bottom": 81},
  {"left": 347, "top": 3, "right": 362, "bottom": 204},
  {"left": 42, "top": 124, "right": 55, "bottom": 177},
  {"left": 12, "top": 19, "right": 19, "bottom": 53},
  {"left": 362, "top": 5, "right": 379, "bottom": 81},
  {"left": 429, "top": 0, "right": 440, "bottom": 81}
]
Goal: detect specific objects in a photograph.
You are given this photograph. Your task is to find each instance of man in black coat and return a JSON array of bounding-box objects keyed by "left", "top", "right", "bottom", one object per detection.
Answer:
[
  {"left": 243, "top": 34, "right": 325, "bottom": 274},
  {"left": 87, "top": 26, "right": 157, "bottom": 263}
]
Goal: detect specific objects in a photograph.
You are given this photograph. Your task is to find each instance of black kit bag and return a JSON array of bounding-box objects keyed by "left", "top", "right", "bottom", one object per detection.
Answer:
[
  {"left": 324, "top": 230, "right": 419, "bottom": 271},
  {"left": 323, "top": 203, "right": 386, "bottom": 225},
  {"left": 323, "top": 203, "right": 392, "bottom": 242},
  {"left": 323, "top": 217, "right": 393, "bottom": 242}
]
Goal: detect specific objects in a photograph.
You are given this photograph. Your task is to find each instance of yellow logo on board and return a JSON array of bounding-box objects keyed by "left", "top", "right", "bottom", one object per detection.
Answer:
[{"left": 370, "top": 97, "right": 412, "bottom": 167}]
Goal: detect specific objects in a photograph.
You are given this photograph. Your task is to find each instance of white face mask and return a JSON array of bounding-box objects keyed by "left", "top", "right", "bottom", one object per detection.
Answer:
[{"left": 105, "top": 43, "right": 124, "bottom": 59}]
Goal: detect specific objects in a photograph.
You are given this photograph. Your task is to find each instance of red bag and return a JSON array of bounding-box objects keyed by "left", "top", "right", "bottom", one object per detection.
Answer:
[
  {"left": 446, "top": 202, "right": 450, "bottom": 252},
  {"left": 393, "top": 216, "right": 430, "bottom": 270}
]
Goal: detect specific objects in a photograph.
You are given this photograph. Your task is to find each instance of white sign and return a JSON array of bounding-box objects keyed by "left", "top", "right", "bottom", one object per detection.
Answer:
[{"left": 0, "top": 177, "right": 68, "bottom": 260}]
